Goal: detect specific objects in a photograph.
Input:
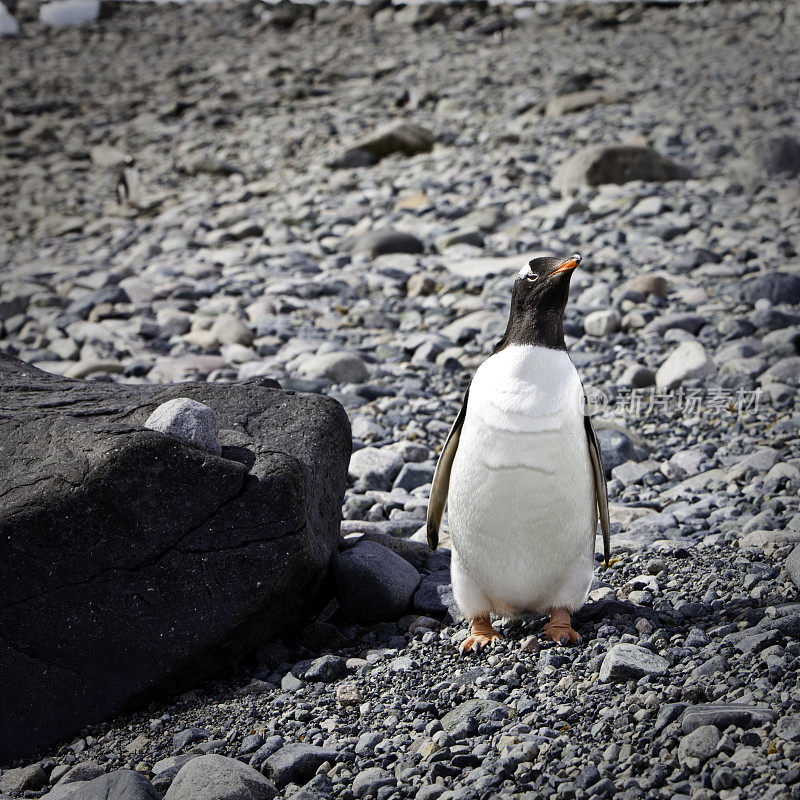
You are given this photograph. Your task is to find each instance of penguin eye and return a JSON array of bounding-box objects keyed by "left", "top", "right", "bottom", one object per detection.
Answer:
[{"left": 526, "top": 273, "right": 538, "bottom": 283}]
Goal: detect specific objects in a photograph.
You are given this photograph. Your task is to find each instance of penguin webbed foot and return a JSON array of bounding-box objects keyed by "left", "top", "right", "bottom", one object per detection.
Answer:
[
  {"left": 458, "top": 616, "right": 503, "bottom": 656},
  {"left": 543, "top": 608, "right": 582, "bottom": 646}
]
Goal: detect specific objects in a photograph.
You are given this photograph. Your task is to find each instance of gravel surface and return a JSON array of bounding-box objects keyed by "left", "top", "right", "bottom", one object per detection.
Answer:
[{"left": 2, "top": 0, "right": 800, "bottom": 798}]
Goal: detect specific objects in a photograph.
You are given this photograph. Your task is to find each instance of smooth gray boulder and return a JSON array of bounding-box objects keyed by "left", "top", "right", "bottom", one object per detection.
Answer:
[
  {"left": 0, "top": 354, "right": 350, "bottom": 764},
  {"left": 164, "top": 755, "right": 276, "bottom": 800},
  {"left": 334, "top": 541, "right": 421, "bottom": 623}
]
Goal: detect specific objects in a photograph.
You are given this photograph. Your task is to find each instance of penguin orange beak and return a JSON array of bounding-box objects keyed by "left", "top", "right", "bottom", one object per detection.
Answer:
[{"left": 550, "top": 254, "right": 582, "bottom": 276}]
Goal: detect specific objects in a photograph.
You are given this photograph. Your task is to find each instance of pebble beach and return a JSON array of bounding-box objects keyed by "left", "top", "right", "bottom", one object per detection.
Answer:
[{"left": 2, "top": 0, "right": 800, "bottom": 798}]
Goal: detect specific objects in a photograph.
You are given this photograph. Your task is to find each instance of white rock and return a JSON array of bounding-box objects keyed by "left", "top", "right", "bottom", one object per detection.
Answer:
[
  {"left": 144, "top": 398, "right": 222, "bottom": 456},
  {"left": 655, "top": 341, "right": 715, "bottom": 389},
  {"left": 584, "top": 309, "right": 622, "bottom": 336},
  {"left": 39, "top": 0, "right": 99, "bottom": 27},
  {"left": 0, "top": 2, "right": 19, "bottom": 35}
]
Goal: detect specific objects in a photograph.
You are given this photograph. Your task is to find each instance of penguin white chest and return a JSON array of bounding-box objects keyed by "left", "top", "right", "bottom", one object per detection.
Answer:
[{"left": 447, "top": 345, "right": 596, "bottom": 616}]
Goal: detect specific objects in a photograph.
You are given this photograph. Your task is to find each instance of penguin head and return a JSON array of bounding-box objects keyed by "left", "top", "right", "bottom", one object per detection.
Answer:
[{"left": 500, "top": 253, "right": 581, "bottom": 351}]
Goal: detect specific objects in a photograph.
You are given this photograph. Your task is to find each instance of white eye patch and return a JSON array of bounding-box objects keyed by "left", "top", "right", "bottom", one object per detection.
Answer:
[{"left": 517, "top": 264, "right": 532, "bottom": 279}]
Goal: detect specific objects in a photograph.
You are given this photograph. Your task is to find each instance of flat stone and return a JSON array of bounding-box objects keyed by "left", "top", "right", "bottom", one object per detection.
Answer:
[
  {"left": 164, "top": 755, "right": 276, "bottom": 800},
  {"left": 599, "top": 643, "right": 669, "bottom": 681},
  {"left": 643, "top": 312, "right": 706, "bottom": 336},
  {"left": 334, "top": 122, "right": 435, "bottom": 167},
  {"left": 145, "top": 398, "right": 222, "bottom": 456},
  {"left": 298, "top": 352, "right": 369, "bottom": 384},
  {"left": 680, "top": 704, "right": 776, "bottom": 734},
  {"left": 0, "top": 2, "right": 19, "bottom": 35},
  {"left": 554, "top": 144, "right": 692, "bottom": 190},
  {"left": 545, "top": 89, "right": 623, "bottom": 116},
  {"left": 352, "top": 228, "right": 424, "bottom": 257}
]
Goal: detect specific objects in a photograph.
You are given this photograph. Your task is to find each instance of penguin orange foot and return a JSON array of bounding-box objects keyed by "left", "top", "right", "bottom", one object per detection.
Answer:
[
  {"left": 543, "top": 608, "right": 582, "bottom": 646},
  {"left": 459, "top": 616, "right": 503, "bottom": 656}
]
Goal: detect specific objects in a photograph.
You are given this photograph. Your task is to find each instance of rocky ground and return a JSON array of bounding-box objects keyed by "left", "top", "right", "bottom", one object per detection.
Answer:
[{"left": 2, "top": 0, "right": 800, "bottom": 798}]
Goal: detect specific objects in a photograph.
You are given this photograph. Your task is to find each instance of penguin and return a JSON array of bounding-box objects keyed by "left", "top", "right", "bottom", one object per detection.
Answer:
[
  {"left": 427, "top": 253, "right": 610, "bottom": 654},
  {"left": 116, "top": 156, "right": 141, "bottom": 207}
]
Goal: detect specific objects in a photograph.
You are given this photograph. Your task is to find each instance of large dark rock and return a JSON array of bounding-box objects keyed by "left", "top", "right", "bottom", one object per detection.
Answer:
[
  {"left": 0, "top": 354, "right": 350, "bottom": 765},
  {"left": 554, "top": 144, "right": 692, "bottom": 190}
]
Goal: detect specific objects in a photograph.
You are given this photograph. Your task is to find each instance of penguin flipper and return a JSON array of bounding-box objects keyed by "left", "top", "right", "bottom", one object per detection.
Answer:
[
  {"left": 584, "top": 410, "right": 611, "bottom": 566},
  {"left": 427, "top": 387, "right": 469, "bottom": 550}
]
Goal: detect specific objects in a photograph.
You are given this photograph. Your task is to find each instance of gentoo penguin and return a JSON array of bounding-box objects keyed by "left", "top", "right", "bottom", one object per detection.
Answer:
[
  {"left": 116, "top": 156, "right": 141, "bottom": 206},
  {"left": 427, "top": 253, "right": 610, "bottom": 654}
]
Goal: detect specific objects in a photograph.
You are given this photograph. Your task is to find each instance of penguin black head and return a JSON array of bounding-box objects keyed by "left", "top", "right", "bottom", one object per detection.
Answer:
[{"left": 496, "top": 253, "right": 581, "bottom": 352}]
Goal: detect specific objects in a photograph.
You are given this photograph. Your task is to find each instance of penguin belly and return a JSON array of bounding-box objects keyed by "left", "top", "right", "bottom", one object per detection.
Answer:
[{"left": 447, "top": 345, "right": 596, "bottom": 619}]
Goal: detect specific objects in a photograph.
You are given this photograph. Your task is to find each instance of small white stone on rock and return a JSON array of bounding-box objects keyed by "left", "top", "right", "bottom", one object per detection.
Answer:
[{"left": 144, "top": 398, "right": 222, "bottom": 456}]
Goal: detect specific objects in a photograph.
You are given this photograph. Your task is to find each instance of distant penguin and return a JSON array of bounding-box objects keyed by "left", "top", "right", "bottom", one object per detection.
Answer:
[
  {"left": 427, "top": 253, "right": 610, "bottom": 654},
  {"left": 116, "top": 155, "right": 141, "bottom": 206}
]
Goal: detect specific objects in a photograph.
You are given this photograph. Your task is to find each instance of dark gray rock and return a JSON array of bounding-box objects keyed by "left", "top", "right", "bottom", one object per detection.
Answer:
[
  {"left": 352, "top": 228, "right": 425, "bottom": 258},
  {"left": 56, "top": 762, "right": 105, "bottom": 785},
  {"left": 173, "top": 728, "right": 211, "bottom": 752},
  {"left": 41, "top": 770, "right": 158, "bottom": 800},
  {"left": 353, "top": 531, "right": 434, "bottom": 571},
  {"left": 554, "top": 144, "right": 692, "bottom": 189},
  {"left": 738, "top": 272, "right": 800, "bottom": 306},
  {"left": 743, "top": 135, "right": 800, "bottom": 180},
  {"left": 441, "top": 699, "right": 515, "bottom": 738},
  {"left": 595, "top": 429, "right": 648, "bottom": 476},
  {"left": 264, "top": 744, "right": 340, "bottom": 788},
  {"left": 333, "top": 541, "right": 421, "bottom": 623},
  {"left": 413, "top": 570, "right": 457, "bottom": 618},
  {"left": 393, "top": 462, "right": 435, "bottom": 491},
  {"left": 351, "top": 767, "right": 395, "bottom": 798},
  {"left": 680, "top": 704, "right": 776, "bottom": 733},
  {"left": 304, "top": 654, "right": 348, "bottom": 682},
  {"left": 164, "top": 755, "right": 277, "bottom": 800},
  {"left": 333, "top": 122, "right": 435, "bottom": 168},
  {"left": 249, "top": 737, "right": 285, "bottom": 771},
  {"left": 65, "top": 285, "right": 129, "bottom": 320},
  {"left": 0, "top": 354, "right": 350, "bottom": 764},
  {"left": 0, "top": 764, "right": 48, "bottom": 794}
]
